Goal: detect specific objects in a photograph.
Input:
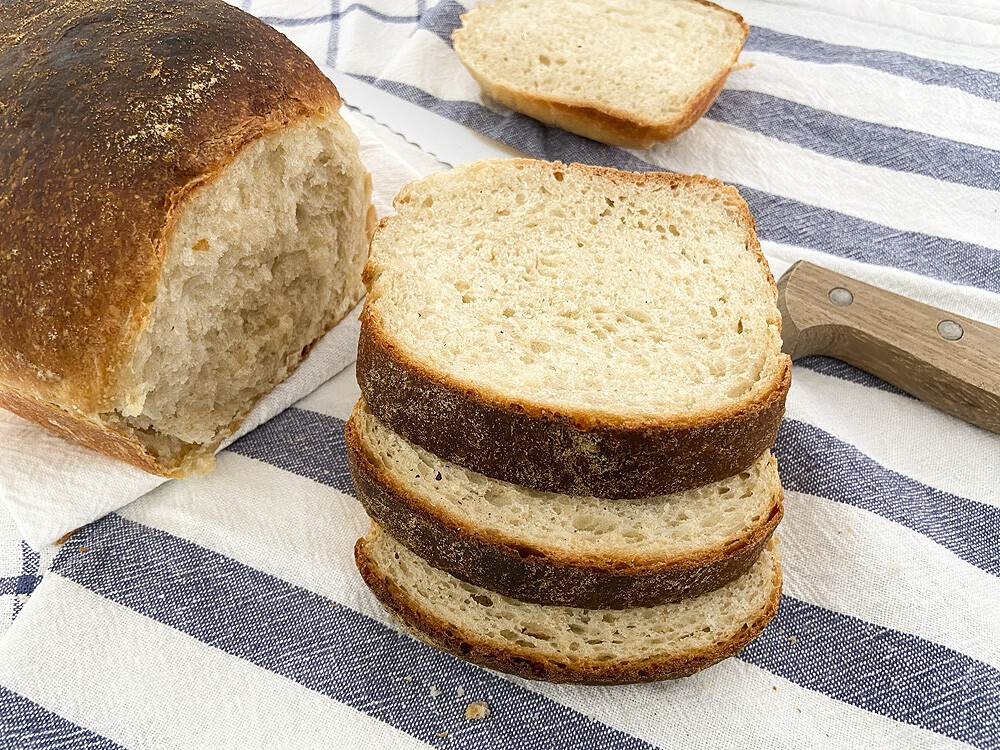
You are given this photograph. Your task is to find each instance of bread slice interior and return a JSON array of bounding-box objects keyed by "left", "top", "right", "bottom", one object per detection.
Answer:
[
  {"left": 356, "top": 524, "right": 782, "bottom": 684},
  {"left": 365, "top": 159, "right": 785, "bottom": 422},
  {"left": 452, "top": 0, "right": 748, "bottom": 146},
  {"left": 110, "top": 112, "right": 371, "bottom": 473}
]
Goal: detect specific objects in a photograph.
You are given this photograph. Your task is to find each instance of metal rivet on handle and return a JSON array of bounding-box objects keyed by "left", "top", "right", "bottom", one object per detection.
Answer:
[
  {"left": 937, "top": 319, "right": 964, "bottom": 341},
  {"left": 828, "top": 287, "right": 854, "bottom": 307}
]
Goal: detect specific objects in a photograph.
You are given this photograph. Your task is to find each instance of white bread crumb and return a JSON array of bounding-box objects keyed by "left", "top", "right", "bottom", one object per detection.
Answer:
[{"left": 465, "top": 702, "right": 490, "bottom": 720}]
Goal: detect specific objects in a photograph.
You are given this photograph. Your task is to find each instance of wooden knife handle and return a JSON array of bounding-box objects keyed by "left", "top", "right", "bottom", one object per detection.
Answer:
[{"left": 776, "top": 261, "right": 1000, "bottom": 433}]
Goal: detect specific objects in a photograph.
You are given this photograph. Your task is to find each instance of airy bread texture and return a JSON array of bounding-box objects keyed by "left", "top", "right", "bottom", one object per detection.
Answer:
[
  {"left": 111, "top": 113, "right": 371, "bottom": 464},
  {"left": 347, "top": 400, "right": 782, "bottom": 608},
  {"left": 0, "top": 0, "right": 373, "bottom": 476},
  {"left": 356, "top": 525, "right": 782, "bottom": 684},
  {"left": 452, "top": 0, "right": 748, "bottom": 147},
  {"left": 359, "top": 159, "right": 790, "bottom": 498}
]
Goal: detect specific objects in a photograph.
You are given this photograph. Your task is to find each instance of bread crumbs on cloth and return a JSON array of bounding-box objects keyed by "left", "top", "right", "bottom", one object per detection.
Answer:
[{"left": 465, "top": 702, "right": 489, "bottom": 720}]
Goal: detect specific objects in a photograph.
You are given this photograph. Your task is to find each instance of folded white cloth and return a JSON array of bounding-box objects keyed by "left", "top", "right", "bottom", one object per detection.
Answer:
[{"left": 0, "top": 110, "right": 419, "bottom": 550}]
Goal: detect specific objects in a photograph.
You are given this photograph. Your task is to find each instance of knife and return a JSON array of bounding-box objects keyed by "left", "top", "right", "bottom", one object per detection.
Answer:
[{"left": 777, "top": 261, "right": 1000, "bottom": 433}]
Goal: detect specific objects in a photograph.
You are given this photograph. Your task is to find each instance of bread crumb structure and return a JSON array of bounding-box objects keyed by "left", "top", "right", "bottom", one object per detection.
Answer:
[
  {"left": 356, "top": 526, "right": 782, "bottom": 685},
  {"left": 465, "top": 702, "right": 490, "bottom": 720}
]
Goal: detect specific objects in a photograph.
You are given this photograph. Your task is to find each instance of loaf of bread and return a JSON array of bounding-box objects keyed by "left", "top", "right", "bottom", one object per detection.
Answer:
[
  {"left": 347, "top": 400, "right": 782, "bottom": 609},
  {"left": 359, "top": 159, "right": 790, "bottom": 499},
  {"left": 0, "top": 0, "right": 375, "bottom": 476},
  {"left": 356, "top": 524, "right": 782, "bottom": 685},
  {"left": 452, "top": 0, "right": 748, "bottom": 147}
]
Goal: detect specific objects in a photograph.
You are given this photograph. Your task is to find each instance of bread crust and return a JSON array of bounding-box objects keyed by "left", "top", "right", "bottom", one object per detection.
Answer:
[
  {"left": 0, "top": 0, "right": 356, "bottom": 474},
  {"left": 346, "top": 404, "right": 782, "bottom": 609},
  {"left": 0, "top": 387, "right": 177, "bottom": 475},
  {"left": 452, "top": 0, "right": 749, "bottom": 148},
  {"left": 355, "top": 533, "right": 782, "bottom": 685},
  {"left": 359, "top": 160, "right": 790, "bottom": 499}
]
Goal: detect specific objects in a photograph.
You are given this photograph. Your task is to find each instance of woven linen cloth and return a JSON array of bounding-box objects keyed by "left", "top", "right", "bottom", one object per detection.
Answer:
[{"left": 0, "top": 0, "right": 998, "bottom": 748}]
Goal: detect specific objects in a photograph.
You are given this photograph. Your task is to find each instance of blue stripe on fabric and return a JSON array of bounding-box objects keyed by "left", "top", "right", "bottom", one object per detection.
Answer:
[
  {"left": 745, "top": 26, "right": 1000, "bottom": 104},
  {"left": 419, "top": 0, "right": 464, "bottom": 44},
  {"left": 257, "top": 3, "right": 418, "bottom": 27},
  {"left": 707, "top": 89, "right": 1000, "bottom": 191},
  {"left": 0, "top": 686, "right": 123, "bottom": 749},
  {"left": 740, "top": 596, "right": 1000, "bottom": 750},
  {"left": 353, "top": 76, "right": 1000, "bottom": 293},
  {"left": 228, "top": 408, "right": 355, "bottom": 496},
  {"left": 52, "top": 515, "right": 652, "bottom": 750},
  {"left": 795, "top": 356, "right": 913, "bottom": 398},
  {"left": 327, "top": 0, "right": 340, "bottom": 87},
  {"left": 54, "top": 514, "right": 1000, "bottom": 748},
  {"left": 774, "top": 419, "right": 1000, "bottom": 576},
  {"left": 11, "top": 542, "right": 42, "bottom": 619},
  {"left": 0, "top": 574, "right": 42, "bottom": 597}
]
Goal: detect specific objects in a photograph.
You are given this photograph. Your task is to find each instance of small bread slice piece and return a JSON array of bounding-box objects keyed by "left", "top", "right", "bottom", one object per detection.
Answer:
[
  {"left": 347, "top": 399, "right": 782, "bottom": 609},
  {"left": 452, "top": 0, "right": 748, "bottom": 147},
  {"left": 359, "top": 159, "right": 791, "bottom": 499},
  {"left": 356, "top": 524, "right": 782, "bottom": 685}
]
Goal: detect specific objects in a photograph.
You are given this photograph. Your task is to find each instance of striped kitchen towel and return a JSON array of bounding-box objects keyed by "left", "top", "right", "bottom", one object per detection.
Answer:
[{"left": 1, "top": 0, "right": 998, "bottom": 748}]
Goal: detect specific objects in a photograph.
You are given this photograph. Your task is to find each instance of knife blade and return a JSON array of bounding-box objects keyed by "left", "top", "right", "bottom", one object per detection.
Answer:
[{"left": 329, "top": 72, "right": 520, "bottom": 167}]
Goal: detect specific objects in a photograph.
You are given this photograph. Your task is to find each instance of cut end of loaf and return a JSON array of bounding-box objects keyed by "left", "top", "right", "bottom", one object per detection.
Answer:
[
  {"left": 452, "top": 0, "right": 748, "bottom": 146},
  {"left": 108, "top": 112, "right": 371, "bottom": 474},
  {"left": 356, "top": 524, "right": 782, "bottom": 685}
]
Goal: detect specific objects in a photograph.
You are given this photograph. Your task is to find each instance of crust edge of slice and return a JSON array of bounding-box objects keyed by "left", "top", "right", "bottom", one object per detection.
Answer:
[
  {"left": 346, "top": 401, "right": 783, "bottom": 609},
  {"left": 451, "top": 0, "right": 750, "bottom": 148},
  {"left": 355, "top": 528, "right": 783, "bottom": 686}
]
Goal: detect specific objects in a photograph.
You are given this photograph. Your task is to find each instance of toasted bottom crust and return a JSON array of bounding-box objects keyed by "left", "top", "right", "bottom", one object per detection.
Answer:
[
  {"left": 355, "top": 533, "right": 783, "bottom": 685},
  {"left": 346, "top": 404, "right": 783, "bottom": 609},
  {"left": 0, "top": 387, "right": 180, "bottom": 476},
  {"left": 468, "top": 69, "right": 733, "bottom": 149}
]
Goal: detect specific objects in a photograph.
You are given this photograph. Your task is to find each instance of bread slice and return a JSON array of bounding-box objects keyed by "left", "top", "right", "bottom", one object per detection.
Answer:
[
  {"left": 359, "top": 159, "right": 790, "bottom": 499},
  {"left": 347, "top": 399, "right": 782, "bottom": 609},
  {"left": 452, "top": 0, "right": 748, "bottom": 148},
  {"left": 0, "top": 1, "right": 374, "bottom": 476},
  {"left": 356, "top": 524, "right": 782, "bottom": 685}
]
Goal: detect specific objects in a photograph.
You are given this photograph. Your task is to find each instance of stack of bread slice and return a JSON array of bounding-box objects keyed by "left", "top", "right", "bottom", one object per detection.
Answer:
[{"left": 348, "top": 159, "right": 791, "bottom": 684}]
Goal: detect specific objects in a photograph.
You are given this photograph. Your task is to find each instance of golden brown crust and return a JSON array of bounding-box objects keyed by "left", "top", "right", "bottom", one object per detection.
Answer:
[
  {"left": 355, "top": 533, "right": 782, "bottom": 685},
  {"left": 0, "top": 387, "right": 172, "bottom": 475},
  {"left": 346, "top": 404, "right": 783, "bottom": 608},
  {"left": 0, "top": 0, "right": 346, "bottom": 473},
  {"left": 452, "top": 0, "right": 749, "bottom": 148},
  {"left": 359, "top": 161, "right": 790, "bottom": 499}
]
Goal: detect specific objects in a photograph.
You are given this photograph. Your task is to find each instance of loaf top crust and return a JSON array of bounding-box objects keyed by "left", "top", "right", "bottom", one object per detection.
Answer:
[{"left": 0, "top": 0, "right": 340, "bottom": 412}]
